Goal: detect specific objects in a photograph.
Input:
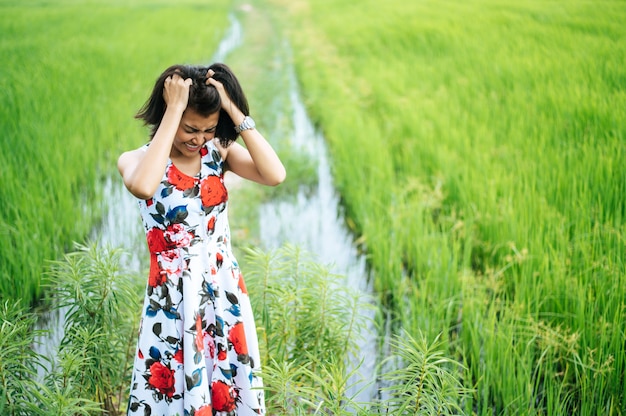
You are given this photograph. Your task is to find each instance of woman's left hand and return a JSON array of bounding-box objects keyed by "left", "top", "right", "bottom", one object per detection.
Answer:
[{"left": 206, "top": 69, "right": 240, "bottom": 118}]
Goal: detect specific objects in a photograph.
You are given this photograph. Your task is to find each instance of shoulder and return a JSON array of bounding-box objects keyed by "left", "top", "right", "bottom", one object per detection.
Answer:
[{"left": 117, "top": 144, "right": 148, "bottom": 174}]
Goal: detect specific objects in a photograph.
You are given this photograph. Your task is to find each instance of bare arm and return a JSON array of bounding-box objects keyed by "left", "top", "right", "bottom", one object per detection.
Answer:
[
  {"left": 216, "top": 128, "right": 286, "bottom": 186},
  {"left": 117, "top": 75, "right": 191, "bottom": 199}
]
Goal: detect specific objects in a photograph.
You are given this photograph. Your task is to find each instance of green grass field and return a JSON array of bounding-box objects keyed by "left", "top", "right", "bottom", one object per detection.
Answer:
[
  {"left": 1, "top": 0, "right": 624, "bottom": 413},
  {"left": 0, "top": 0, "right": 232, "bottom": 303},
  {"left": 265, "top": 0, "right": 625, "bottom": 414}
]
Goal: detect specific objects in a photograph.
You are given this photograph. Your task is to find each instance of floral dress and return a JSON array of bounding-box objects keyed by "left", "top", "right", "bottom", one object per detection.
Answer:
[{"left": 127, "top": 140, "right": 265, "bottom": 416}]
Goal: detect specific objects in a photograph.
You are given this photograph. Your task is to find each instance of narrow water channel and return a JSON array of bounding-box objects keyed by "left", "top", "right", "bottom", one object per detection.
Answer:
[{"left": 257, "top": 66, "right": 379, "bottom": 403}]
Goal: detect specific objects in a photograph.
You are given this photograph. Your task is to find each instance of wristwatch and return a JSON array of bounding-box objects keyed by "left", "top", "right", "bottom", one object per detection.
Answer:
[{"left": 234, "top": 116, "right": 256, "bottom": 133}]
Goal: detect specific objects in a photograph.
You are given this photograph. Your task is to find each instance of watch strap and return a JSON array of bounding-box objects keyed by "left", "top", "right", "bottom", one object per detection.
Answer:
[{"left": 235, "top": 116, "right": 255, "bottom": 133}]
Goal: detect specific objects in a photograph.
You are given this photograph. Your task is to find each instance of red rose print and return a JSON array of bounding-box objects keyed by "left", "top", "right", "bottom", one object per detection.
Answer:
[
  {"left": 148, "top": 361, "right": 176, "bottom": 398},
  {"left": 207, "top": 216, "right": 216, "bottom": 234},
  {"left": 146, "top": 228, "right": 168, "bottom": 253},
  {"left": 167, "top": 165, "right": 197, "bottom": 191},
  {"left": 164, "top": 223, "right": 192, "bottom": 248},
  {"left": 160, "top": 250, "right": 183, "bottom": 276},
  {"left": 211, "top": 380, "right": 237, "bottom": 412},
  {"left": 129, "top": 139, "right": 263, "bottom": 413},
  {"left": 200, "top": 175, "right": 228, "bottom": 208},
  {"left": 148, "top": 254, "right": 166, "bottom": 287},
  {"left": 217, "top": 344, "right": 227, "bottom": 361},
  {"left": 228, "top": 322, "right": 248, "bottom": 356},
  {"left": 196, "top": 404, "right": 212, "bottom": 416},
  {"left": 238, "top": 272, "right": 248, "bottom": 294}
]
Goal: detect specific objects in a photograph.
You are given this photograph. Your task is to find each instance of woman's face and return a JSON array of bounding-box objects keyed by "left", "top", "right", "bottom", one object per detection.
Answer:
[{"left": 171, "top": 109, "right": 220, "bottom": 157}]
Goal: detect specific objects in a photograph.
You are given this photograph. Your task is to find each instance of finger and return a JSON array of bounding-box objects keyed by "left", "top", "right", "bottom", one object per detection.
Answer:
[
  {"left": 206, "top": 78, "right": 223, "bottom": 89},
  {"left": 205, "top": 71, "right": 215, "bottom": 85}
]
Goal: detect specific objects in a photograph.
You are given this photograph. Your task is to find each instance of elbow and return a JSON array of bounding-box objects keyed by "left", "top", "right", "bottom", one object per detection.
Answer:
[
  {"left": 118, "top": 153, "right": 157, "bottom": 200},
  {"left": 268, "top": 167, "right": 286, "bottom": 186},
  {"left": 126, "top": 182, "right": 157, "bottom": 200}
]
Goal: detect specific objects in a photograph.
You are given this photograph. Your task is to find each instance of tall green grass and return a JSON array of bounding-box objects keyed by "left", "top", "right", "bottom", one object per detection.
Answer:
[
  {"left": 264, "top": 0, "right": 626, "bottom": 413},
  {"left": 243, "top": 244, "right": 471, "bottom": 414},
  {"left": 0, "top": 243, "right": 143, "bottom": 415},
  {"left": 2, "top": 242, "right": 471, "bottom": 414},
  {"left": 0, "top": 0, "right": 232, "bottom": 304}
]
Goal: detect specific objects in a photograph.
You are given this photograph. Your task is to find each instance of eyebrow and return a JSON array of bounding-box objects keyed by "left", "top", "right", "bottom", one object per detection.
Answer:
[{"left": 184, "top": 124, "right": 217, "bottom": 132}]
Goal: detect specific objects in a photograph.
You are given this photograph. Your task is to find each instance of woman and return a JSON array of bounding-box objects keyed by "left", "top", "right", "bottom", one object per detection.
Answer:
[{"left": 118, "top": 63, "right": 285, "bottom": 415}]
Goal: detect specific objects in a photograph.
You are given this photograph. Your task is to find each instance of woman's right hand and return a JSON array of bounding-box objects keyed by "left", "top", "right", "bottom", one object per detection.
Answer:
[
  {"left": 163, "top": 73, "right": 192, "bottom": 113},
  {"left": 118, "top": 73, "right": 192, "bottom": 200}
]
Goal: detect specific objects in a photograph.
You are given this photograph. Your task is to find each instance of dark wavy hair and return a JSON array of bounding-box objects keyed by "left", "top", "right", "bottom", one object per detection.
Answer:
[{"left": 135, "top": 63, "right": 249, "bottom": 146}]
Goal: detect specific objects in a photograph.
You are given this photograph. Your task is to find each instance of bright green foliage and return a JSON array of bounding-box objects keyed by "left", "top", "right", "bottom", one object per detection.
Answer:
[
  {"left": 0, "top": 302, "right": 45, "bottom": 414},
  {"left": 243, "top": 244, "right": 470, "bottom": 415},
  {"left": 261, "top": 0, "right": 626, "bottom": 414},
  {"left": 44, "top": 243, "right": 142, "bottom": 415},
  {"left": 1, "top": 242, "right": 471, "bottom": 415},
  {"left": 379, "top": 332, "right": 470, "bottom": 415},
  {"left": 243, "top": 244, "right": 371, "bottom": 413},
  {"left": 0, "top": 0, "right": 232, "bottom": 304},
  {"left": 0, "top": 243, "right": 142, "bottom": 415}
]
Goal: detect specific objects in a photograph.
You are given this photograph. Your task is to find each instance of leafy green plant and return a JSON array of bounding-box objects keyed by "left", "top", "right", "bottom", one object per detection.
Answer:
[
  {"left": 242, "top": 244, "right": 471, "bottom": 415},
  {"left": 3, "top": 241, "right": 476, "bottom": 415},
  {"left": 0, "top": 301, "right": 44, "bottom": 415},
  {"left": 0, "top": 243, "right": 142, "bottom": 415},
  {"left": 243, "top": 244, "right": 372, "bottom": 414},
  {"left": 44, "top": 242, "right": 142, "bottom": 415},
  {"left": 378, "top": 331, "right": 470, "bottom": 415}
]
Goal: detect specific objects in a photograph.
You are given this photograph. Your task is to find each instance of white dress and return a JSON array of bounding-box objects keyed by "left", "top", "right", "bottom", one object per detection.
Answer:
[{"left": 127, "top": 141, "right": 265, "bottom": 416}]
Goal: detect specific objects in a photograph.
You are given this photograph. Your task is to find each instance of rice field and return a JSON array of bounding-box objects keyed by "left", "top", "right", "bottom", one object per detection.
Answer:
[
  {"left": 0, "top": 0, "right": 231, "bottom": 303},
  {"left": 263, "top": 0, "right": 626, "bottom": 413},
  {"left": 1, "top": 0, "right": 624, "bottom": 413}
]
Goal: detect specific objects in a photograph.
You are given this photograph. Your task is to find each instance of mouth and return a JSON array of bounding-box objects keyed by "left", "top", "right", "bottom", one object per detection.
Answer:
[{"left": 185, "top": 142, "right": 201, "bottom": 152}]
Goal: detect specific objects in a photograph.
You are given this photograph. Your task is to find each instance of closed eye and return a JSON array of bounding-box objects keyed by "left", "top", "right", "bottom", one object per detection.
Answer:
[{"left": 184, "top": 126, "right": 217, "bottom": 134}]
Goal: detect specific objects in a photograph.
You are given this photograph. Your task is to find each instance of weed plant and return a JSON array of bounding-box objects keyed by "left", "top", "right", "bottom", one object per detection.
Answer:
[
  {"left": 1, "top": 241, "right": 470, "bottom": 415},
  {"left": 261, "top": 0, "right": 626, "bottom": 414},
  {"left": 0, "top": 0, "right": 231, "bottom": 304},
  {"left": 243, "top": 244, "right": 369, "bottom": 413},
  {"left": 0, "top": 301, "right": 46, "bottom": 414},
  {"left": 0, "top": 242, "right": 142, "bottom": 415},
  {"left": 44, "top": 243, "right": 141, "bottom": 415},
  {"left": 243, "top": 244, "right": 470, "bottom": 414}
]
